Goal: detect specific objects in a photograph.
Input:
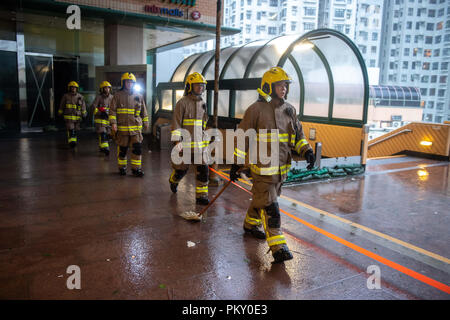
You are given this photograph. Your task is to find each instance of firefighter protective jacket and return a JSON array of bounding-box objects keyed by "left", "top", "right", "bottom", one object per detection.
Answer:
[
  {"left": 109, "top": 89, "right": 148, "bottom": 136},
  {"left": 92, "top": 93, "right": 113, "bottom": 128},
  {"left": 171, "top": 94, "right": 209, "bottom": 150},
  {"left": 234, "top": 97, "right": 312, "bottom": 183},
  {"left": 58, "top": 92, "right": 87, "bottom": 123}
]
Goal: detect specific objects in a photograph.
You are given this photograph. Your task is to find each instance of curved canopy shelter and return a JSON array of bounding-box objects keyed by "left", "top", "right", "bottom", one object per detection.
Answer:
[{"left": 156, "top": 29, "right": 369, "bottom": 128}]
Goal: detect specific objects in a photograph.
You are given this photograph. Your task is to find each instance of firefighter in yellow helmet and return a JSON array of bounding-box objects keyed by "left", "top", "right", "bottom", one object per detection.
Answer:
[
  {"left": 169, "top": 72, "right": 210, "bottom": 205},
  {"left": 91, "top": 81, "right": 113, "bottom": 155},
  {"left": 57, "top": 81, "right": 87, "bottom": 148},
  {"left": 109, "top": 73, "right": 149, "bottom": 177},
  {"left": 230, "top": 66, "right": 315, "bottom": 263}
]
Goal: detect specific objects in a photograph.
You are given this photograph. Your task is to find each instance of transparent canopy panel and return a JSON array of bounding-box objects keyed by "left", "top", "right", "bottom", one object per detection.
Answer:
[
  {"left": 218, "top": 90, "right": 230, "bottom": 117},
  {"left": 161, "top": 90, "right": 173, "bottom": 111},
  {"left": 247, "top": 34, "right": 299, "bottom": 78},
  {"left": 204, "top": 46, "right": 240, "bottom": 80},
  {"left": 312, "top": 36, "right": 364, "bottom": 120},
  {"left": 187, "top": 51, "right": 215, "bottom": 79},
  {"left": 171, "top": 53, "right": 202, "bottom": 82},
  {"left": 235, "top": 90, "right": 259, "bottom": 119},
  {"left": 290, "top": 41, "right": 329, "bottom": 118},
  {"left": 281, "top": 57, "right": 300, "bottom": 114},
  {"left": 221, "top": 39, "right": 268, "bottom": 80}
]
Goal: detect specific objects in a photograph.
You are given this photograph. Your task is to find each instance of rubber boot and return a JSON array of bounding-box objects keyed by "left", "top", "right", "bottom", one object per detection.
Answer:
[
  {"left": 243, "top": 225, "right": 266, "bottom": 239},
  {"left": 132, "top": 168, "right": 144, "bottom": 177},
  {"left": 119, "top": 167, "right": 127, "bottom": 176},
  {"left": 170, "top": 182, "right": 178, "bottom": 193},
  {"left": 272, "top": 244, "right": 293, "bottom": 263},
  {"left": 196, "top": 197, "right": 210, "bottom": 205}
]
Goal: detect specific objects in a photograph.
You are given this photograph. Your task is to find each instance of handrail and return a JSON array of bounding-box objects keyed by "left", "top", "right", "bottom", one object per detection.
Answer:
[{"left": 368, "top": 129, "right": 412, "bottom": 148}]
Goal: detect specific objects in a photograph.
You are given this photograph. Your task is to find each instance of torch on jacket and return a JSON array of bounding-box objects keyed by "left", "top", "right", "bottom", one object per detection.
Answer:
[
  {"left": 92, "top": 94, "right": 113, "bottom": 129},
  {"left": 234, "top": 97, "right": 312, "bottom": 184},
  {"left": 171, "top": 94, "right": 209, "bottom": 151},
  {"left": 108, "top": 90, "right": 149, "bottom": 136}
]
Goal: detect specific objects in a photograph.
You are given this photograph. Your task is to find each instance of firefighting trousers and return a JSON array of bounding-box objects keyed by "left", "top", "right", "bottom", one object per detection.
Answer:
[
  {"left": 66, "top": 129, "right": 77, "bottom": 145},
  {"left": 244, "top": 180, "right": 286, "bottom": 253},
  {"left": 116, "top": 133, "right": 143, "bottom": 170},
  {"left": 169, "top": 163, "right": 209, "bottom": 199},
  {"left": 96, "top": 125, "right": 110, "bottom": 150}
]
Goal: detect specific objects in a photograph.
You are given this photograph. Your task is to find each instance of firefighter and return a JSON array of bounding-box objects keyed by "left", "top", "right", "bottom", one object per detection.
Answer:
[
  {"left": 91, "top": 81, "right": 113, "bottom": 155},
  {"left": 169, "top": 72, "right": 210, "bottom": 205},
  {"left": 109, "top": 73, "right": 149, "bottom": 177},
  {"left": 58, "top": 81, "right": 87, "bottom": 148},
  {"left": 229, "top": 66, "right": 315, "bottom": 263}
]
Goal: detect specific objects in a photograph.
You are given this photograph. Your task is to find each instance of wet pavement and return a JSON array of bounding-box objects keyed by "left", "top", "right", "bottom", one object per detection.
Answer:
[{"left": 0, "top": 133, "right": 449, "bottom": 299}]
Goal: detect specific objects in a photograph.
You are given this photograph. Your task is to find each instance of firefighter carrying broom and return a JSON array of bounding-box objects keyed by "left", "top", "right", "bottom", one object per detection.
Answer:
[
  {"left": 169, "top": 72, "right": 210, "bottom": 205},
  {"left": 230, "top": 66, "right": 315, "bottom": 263}
]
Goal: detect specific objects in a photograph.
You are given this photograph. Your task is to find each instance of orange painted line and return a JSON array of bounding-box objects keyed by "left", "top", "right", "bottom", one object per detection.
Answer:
[{"left": 208, "top": 166, "right": 450, "bottom": 295}]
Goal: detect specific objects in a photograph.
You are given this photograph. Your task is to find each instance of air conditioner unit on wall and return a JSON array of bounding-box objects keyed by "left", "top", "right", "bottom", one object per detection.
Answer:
[{"left": 392, "top": 121, "right": 402, "bottom": 127}]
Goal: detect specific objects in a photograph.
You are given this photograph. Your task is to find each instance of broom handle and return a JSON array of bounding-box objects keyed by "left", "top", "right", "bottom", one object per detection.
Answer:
[{"left": 198, "top": 179, "right": 232, "bottom": 216}]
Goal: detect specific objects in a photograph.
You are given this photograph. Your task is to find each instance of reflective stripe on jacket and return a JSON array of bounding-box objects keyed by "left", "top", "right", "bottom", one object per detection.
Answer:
[{"left": 235, "top": 97, "right": 312, "bottom": 183}]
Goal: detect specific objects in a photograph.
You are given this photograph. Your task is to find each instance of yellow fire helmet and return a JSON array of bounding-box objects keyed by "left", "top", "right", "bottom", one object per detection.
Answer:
[
  {"left": 67, "top": 81, "right": 79, "bottom": 89},
  {"left": 185, "top": 72, "right": 207, "bottom": 93},
  {"left": 100, "top": 81, "right": 112, "bottom": 89},
  {"left": 121, "top": 72, "right": 136, "bottom": 87},
  {"left": 260, "top": 66, "right": 292, "bottom": 97}
]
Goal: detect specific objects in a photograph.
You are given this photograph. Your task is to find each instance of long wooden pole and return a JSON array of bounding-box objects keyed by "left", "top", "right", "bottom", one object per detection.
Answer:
[{"left": 213, "top": 0, "right": 222, "bottom": 128}]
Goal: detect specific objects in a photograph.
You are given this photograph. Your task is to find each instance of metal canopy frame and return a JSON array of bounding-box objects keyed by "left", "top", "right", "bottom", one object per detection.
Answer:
[{"left": 156, "top": 29, "right": 370, "bottom": 128}]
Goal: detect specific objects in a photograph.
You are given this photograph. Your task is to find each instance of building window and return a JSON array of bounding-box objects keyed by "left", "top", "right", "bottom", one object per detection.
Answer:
[
  {"left": 439, "top": 76, "right": 447, "bottom": 84},
  {"left": 372, "top": 32, "right": 378, "bottom": 41},
  {"left": 246, "top": 11, "right": 252, "bottom": 19},
  {"left": 431, "top": 75, "right": 437, "bottom": 83},
  {"left": 371, "top": 46, "right": 377, "bottom": 54},
  {"left": 401, "top": 74, "right": 407, "bottom": 82},
  {"left": 403, "top": 61, "right": 409, "bottom": 69},
  {"left": 425, "top": 36, "right": 433, "bottom": 44},
  {"left": 346, "top": 10, "right": 352, "bottom": 19},
  {"left": 370, "top": 60, "right": 376, "bottom": 67},
  {"left": 427, "top": 101, "right": 434, "bottom": 109},
  {"left": 408, "top": 8, "right": 413, "bottom": 16},
  {"left": 405, "top": 35, "right": 411, "bottom": 43},
  {"left": 335, "top": 9, "right": 345, "bottom": 18},
  {"left": 359, "top": 45, "right": 367, "bottom": 54},
  {"left": 304, "top": 7, "right": 316, "bottom": 16},
  {"left": 268, "top": 26, "right": 277, "bottom": 35},
  {"left": 292, "top": 6, "right": 297, "bottom": 16},
  {"left": 443, "top": 48, "right": 450, "bottom": 57},
  {"left": 429, "top": 88, "right": 436, "bottom": 96},
  {"left": 420, "top": 88, "right": 427, "bottom": 96},
  {"left": 438, "top": 89, "right": 446, "bottom": 97},
  {"left": 291, "top": 22, "right": 296, "bottom": 32},
  {"left": 422, "top": 62, "right": 430, "bottom": 70},
  {"left": 424, "top": 49, "right": 432, "bottom": 57},
  {"left": 426, "top": 23, "right": 434, "bottom": 31},
  {"left": 246, "top": 24, "right": 251, "bottom": 33},
  {"left": 436, "top": 22, "right": 443, "bottom": 30},
  {"left": 432, "top": 62, "right": 439, "bottom": 70},
  {"left": 434, "top": 49, "right": 440, "bottom": 57},
  {"left": 441, "top": 62, "right": 449, "bottom": 70},
  {"left": 269, "top": 0, "right": 278, "bottom": 7},
  {"left": 303, "top": 23, "right": 314, "bottom": 31},
  {"left": 404, "top": 48, "right": 410, "bottom": 56},
  {"left": 437, "top": 103, "right": 444, "bottom": 110},
  {"left": 428, "top": 10, "right": 435, "bottom": 18},
  {"left": 421, "top": 75, "right": 429, "bottom": 83},
  {"left": 345, "top": 25, "right": 350, "bottom": 34},
  {"left": 435, "top": 116, "right": 442, "bottom": 123},
  {"left": 435, "top": 35, "right": 441, "bottom": 44}
]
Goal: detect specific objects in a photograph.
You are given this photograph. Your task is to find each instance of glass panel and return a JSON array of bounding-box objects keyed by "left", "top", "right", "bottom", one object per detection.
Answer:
[
  {"left": 290, "top": 43, "right": 329, "bottom": 118},
  {"left": 281, "top": 58, "right": 300, "bottom": 114},
  {"left": 204, "top": 47, "right": 239, "bottom": 80},
  {"left": 218, "top": 90, "right": 230, "bottom": 117},
  {"left": 222, "top": 40, "right": 267, "bottom": 79},
  {"left": 25, "top": 55, "right": 53, "bottom": 127},
  {"left": 247, "top": 34, "right": 299, "bottom": 78},
  {"left": 0, "top": 50, "right": 19, "bottom": 132},
  {"left": 171, "top": 53, "right": 201, "bottom": 82},
  {"left": 404, "top": 87, "right": 412, "bottom": 100},
  {"left": 161, "top": 90, "right": 173, "bottom": 111},
  {"left": 313, "top": 36, "right": 364, "bottom": 120},
  {"left": 188, "top": 51, "right": 215, "bottom": 76},
  {"left": 235, "top": 90, "right": 259, "bottom": 119}
]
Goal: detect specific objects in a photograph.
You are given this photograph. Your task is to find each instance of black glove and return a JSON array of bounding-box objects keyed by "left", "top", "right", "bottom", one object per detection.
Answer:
[
  {"left": 305, "top": 149, "right": 315, "bottom": 170},
  {"left": 230, "top": 164, "right": 242, "bottom": 182}
]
